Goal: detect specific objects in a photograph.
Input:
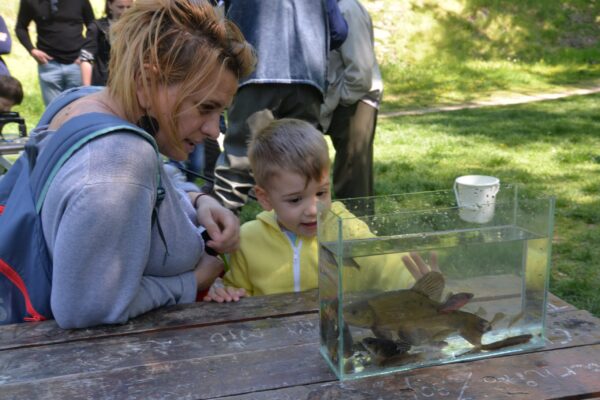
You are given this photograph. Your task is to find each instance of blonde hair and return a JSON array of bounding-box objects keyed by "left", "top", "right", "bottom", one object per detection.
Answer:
[
  {"left": 248, "top": 110, "right": 330, "bottom": 189},
  {"left": 108, "top": 0, "right": 255, "bottom": 150}
]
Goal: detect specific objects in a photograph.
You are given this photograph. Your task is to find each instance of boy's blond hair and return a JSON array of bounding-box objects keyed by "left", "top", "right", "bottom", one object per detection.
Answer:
[
  {"left": 248, "top": 110, "right": 330, "bottom": 189},
  {"left": 108, "top": 0, "right": 255, "bottom": 154}
]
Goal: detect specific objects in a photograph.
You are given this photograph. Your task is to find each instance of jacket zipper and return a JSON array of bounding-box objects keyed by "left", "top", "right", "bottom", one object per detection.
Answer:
[{"left": 285, "top": 238, "right": 303, "bottom": 292}]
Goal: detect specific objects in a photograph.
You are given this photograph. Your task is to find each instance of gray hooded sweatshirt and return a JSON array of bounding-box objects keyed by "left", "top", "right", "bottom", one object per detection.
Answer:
[{"left": 41, "top": 129, "right": 204, "bottom": 329}]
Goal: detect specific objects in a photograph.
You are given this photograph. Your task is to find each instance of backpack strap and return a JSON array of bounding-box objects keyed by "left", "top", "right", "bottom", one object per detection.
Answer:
[
  {"left": 28, "top": 87, "right": 168, "bottom": 258},
  {"left": 30, "top": 112, "right": 161, "bottom": 213}
]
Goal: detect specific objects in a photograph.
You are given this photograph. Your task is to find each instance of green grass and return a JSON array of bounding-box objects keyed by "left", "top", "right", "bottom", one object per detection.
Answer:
[
  {"left": 367, "top": 0, "right": 600, "bottom": 112},
  {"left": 2, "top": 0, "right": 599, "bottom": 316},
  {"left": 2, "top": 0, "right": 599, "bottom": 123},
  {"left": 372, "top": 94, "right": 600, "bottom": 317},
  {"left": 2, "top": 0, "right": 106, "bottom": 128}
]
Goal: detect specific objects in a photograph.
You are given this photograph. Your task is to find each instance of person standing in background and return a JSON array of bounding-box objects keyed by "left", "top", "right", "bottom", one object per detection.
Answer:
[
  {"left": 15, "top": 0, "right": 95, "bottom": 105},
  {"left": 80, "top": 0, "right": 133, "bottom": 86},
  {"left": 212, "top": 0, "right": 348, "bottom": 212},
  {"left": 0, "top": 15, "right": 12, "bottom": 76},
  {"left": 320, "top": 0, "right": 383, "bottom": 202}
]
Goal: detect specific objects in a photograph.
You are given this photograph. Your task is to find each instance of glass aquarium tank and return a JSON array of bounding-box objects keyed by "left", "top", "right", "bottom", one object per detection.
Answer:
[{"left": 317, "top": 185, "right": 554, "bottom": 380}]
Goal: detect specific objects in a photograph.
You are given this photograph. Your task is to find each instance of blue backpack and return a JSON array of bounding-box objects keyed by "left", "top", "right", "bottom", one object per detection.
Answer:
[{"left": 0, "top": 87, "right": 163, "bottom": 325}]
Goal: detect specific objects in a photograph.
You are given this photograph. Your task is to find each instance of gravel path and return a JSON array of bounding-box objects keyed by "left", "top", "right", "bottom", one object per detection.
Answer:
[{"left": 380, "top": 83, "right": 600, "bottom": 118}]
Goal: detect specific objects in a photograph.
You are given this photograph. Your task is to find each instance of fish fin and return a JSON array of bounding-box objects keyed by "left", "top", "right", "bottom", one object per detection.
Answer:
[
  {"left": 437, "top": 292, "right": 474, "bottom": 313},
  {"left": 412, "top": 271, "right": 445, "bottom": 301},
  {"left": 397, "top": 330, "right": 417, "bottom": 346},
  {"left": 475, "top": 306, "right": 487, "bottom": 317},
  {"left": 320, "top": 246, "right": 361, "bottom": 270},
  {"left": 489, "top": 312, "right": 506, "bottom": 327},
  {"left": 372, "top": 326, "right": 393, "bottom": 340},
  {"left": 459, "top": 321, "right": 487, "bottom": 346},
  {"left": 343, "top": 257, "right": 361, "bottom": 270},
  {"left": 319, "top": 246, "right": 336, "bottom": 265},
  {"left": 508, "top": 311, "right": 525, "bottom": 328}
]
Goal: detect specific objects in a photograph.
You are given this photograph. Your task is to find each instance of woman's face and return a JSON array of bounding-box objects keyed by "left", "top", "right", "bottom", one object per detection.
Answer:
[
  {"left": 152, "top": 68, "right": 238, "bottom": 161},
  {"left": 108, "top": 0, "right": 133, "bottom": 21}
]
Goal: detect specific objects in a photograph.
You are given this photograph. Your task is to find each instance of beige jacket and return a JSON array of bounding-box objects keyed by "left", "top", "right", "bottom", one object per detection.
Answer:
[{"left": 320, "top": 0, "right": 383, "bottom": 131}]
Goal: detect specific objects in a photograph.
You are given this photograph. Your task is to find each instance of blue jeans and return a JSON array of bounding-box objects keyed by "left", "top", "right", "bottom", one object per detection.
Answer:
[{"left": 38, "top": 61, "right": 82, "bottom": 106}]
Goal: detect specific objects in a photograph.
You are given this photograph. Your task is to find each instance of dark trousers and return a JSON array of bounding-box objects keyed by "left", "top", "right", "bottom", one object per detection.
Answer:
[
  {"left": 327, "top": 101, "right": 377, "bottom": 200},
  {"left": 214, "top": 83, "right": 322, "bottom": 210}
]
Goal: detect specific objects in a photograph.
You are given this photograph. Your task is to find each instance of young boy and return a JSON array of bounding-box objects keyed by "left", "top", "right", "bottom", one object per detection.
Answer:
[
  {"left": 0, "top": 75, "right": 25, "bottom": 137},
  {"left": 206, "top": 110, "right": 423, "bottom": 302},
  {"left": 0, "top": 75, "right": 23, "bottom": 113}
]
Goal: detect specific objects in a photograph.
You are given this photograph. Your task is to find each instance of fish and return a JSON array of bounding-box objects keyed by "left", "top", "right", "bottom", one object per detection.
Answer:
[
  {"left": 344, "top": 271, "right": 474, "bottom": 341},
  {"left": 393, "top": 308, "right": 493, "bottom": 347},
  {"left": 343, "top": 271, "right": 502, "bottom": 347},
  {"left": 480, "top": 334, "right": 533, "bottom": 351},
  {"left": 360, "top": 337, "right": 423, "bottom": 367},
  {"left": 361, "top": 337, "right": 411, "bottom": 359}
]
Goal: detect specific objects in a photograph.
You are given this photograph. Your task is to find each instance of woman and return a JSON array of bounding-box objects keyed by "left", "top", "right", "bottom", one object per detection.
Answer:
[
  {"left": 38, "top": 0, "right": 255, "bottom": 328},
  {"left": 80, "top": 0, "right": 133, "bottom": 86}
]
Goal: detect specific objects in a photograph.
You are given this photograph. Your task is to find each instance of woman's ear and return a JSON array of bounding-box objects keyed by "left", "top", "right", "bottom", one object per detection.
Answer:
[
  {"left": 135, "top": 72, "right": 149, "bottom": 109},
  {"left": 254, "top": 185, "right": 273, "bottom": 211},
  {"left": 135, "top": 65, "right": 160, "bottom": 110}
]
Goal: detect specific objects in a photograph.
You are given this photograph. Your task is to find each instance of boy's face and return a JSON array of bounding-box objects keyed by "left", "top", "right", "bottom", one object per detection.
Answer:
[{"left": 255, "top": 169, "right": 331, "bottom": 237}]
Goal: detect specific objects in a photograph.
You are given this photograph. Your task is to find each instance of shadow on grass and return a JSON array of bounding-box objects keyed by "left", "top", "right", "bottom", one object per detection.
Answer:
[
  {"left": 390, "top": 93, "right": 600, "bottom": 146},
  {"left": 379, "top": 0, "right": 600, "bottom": 110}
]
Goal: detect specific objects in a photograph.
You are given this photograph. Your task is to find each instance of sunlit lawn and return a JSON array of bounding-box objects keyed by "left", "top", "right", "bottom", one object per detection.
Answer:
[{"left": 372, "top": 94, "right": 600, "bottom": 316}]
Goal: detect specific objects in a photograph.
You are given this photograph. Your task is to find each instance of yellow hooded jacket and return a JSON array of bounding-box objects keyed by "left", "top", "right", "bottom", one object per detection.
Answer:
[{"left": 224, "top": 202, "right": 415, "bottom": 296}]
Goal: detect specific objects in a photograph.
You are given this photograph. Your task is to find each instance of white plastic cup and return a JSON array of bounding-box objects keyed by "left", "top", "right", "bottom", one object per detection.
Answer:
[{"left": 453, "top": 175, "right": 500, "bottom": 223}]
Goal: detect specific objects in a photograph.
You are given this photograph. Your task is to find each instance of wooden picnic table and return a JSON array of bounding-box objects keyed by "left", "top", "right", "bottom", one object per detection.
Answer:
[{"left": 1, "top": 290, "right": 599, "bottom": 399}]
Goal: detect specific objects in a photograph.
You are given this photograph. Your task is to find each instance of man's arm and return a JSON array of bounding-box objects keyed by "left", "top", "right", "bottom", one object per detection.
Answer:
[
  {"left": 82, "top": 0, "right": 95, "bottom": 26},
  {"left": 15, "top": 0, "right": 35, "bottom": 53},
  {"left": 80, "top": 22, "right": 99, "bottom": 86}
]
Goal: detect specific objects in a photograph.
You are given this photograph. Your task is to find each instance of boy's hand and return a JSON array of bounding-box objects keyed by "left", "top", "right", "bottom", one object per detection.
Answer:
[
  {"left": 202, "top": 278, "right": 246, "bottom": 303},
  {"left": 402, "top": 251, "right": 440, "bottom": 280}
]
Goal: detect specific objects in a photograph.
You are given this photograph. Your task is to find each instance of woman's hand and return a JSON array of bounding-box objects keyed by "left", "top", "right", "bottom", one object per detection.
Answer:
[
  {"left": 194, "top": 194, "right": 240, "bottom": 254},
  {"left": 194, "top": 254, "right": 225, "bottom": 292},
  {"left": 402, "top": 251, "right": 440, "bottom": 280}
]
